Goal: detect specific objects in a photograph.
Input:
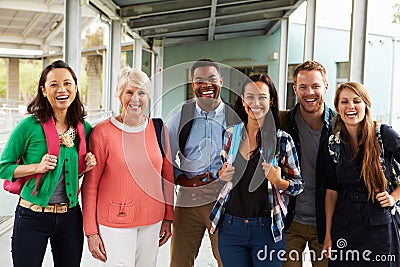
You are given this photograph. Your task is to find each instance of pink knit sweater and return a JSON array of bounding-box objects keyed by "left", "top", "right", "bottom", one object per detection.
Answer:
[{"left": 82, "top": 118, "right": 174, "bottom": 235}]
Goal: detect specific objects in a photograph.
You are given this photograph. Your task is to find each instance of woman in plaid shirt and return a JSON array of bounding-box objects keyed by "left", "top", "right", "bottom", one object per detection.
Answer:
[{"left": 210, "top": 74, "right": 304, "bottom": 267}]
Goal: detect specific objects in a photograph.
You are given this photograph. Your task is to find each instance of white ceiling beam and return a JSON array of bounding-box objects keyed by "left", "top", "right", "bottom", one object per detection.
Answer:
[
  {"left": 267, "top": 0, "right": 305, "bottom": 35},
  {"left": 0, "top": 42, "right": 61, "bottom": 51},
  {"left": 120, "top": 0, "right": 211, "bottom": 18},
  {"left": 0, "top": 1, "right": 63, "bottom": 13},
  {"left": 0, "top": 54, "right": 42, "bottom": 59},
  {"left": 82, "top": 4, "right": 98, "bottom": 17},
  {"left": 208, "top": 0, "right": 217, "bottom": 41},
  {"left": 124, "top": 26, "right": 151, "bottom": 49},
  {"left": 45, "top": 19, "right": 64, "bottom": 43},
  {"left": 89, "top": 0, "right": 120, "bottom": 19},
  {"left": 0, "top": 43, "right": 39, "bottom": 50},
  {"left": 162, "top": 36, "right": 207, "bottom": 46},
  {"left": 22, "top": 13, "right": 44, "bottom": 38},
  {"left": 24, "top": 0, "right": 57, "bottom": 38},
  {"left": 0, "top": 24, "right": 28, "bottom": 30},
  {"left": 0, "top": 35, "right": 43, "bottom": 45},
  {"left": 0, "top": 35, "right": 62, "bottom": 47},
  {"left": 0, "top": 1, "right": 97, "bottom": 17},
  {"left": 214, "top": 29, "right": 266, "bottom": 40}
]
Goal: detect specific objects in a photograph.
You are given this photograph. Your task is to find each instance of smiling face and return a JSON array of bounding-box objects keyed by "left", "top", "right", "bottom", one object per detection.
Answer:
[
  {"left": 294, "top": 70, "right": 327, "bottom": 115},
  {"left": 191, "top": 66, "right": 223, "bottom": 110},
  {"left": 242, "top": 81, "right": 271, "bottom": 122},
  {"left": 337, "top": 87, "right": 366, "bottom": 129},
  {"left": 120, "top": 83, "right": 149, "bottom": 119},
  {"left": 41, "top": 68, "right": 77, "bottom": 114}
]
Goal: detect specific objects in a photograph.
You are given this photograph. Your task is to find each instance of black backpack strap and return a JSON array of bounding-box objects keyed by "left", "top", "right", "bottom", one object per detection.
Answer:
[
  {"left": 376, "top": 123, "right": 385, "bottom": 162},
  {"left": 178, "top": 101, "right": 196, "bottom": 154},
  {"left": 152, "top": 118, "right": 165, "bottom": 158},
  {"left": 279, "top": 110, "right": 291, "bottom": 134},
  {"left": 178, "top": 101, "right": 240, "bottom": 154}
]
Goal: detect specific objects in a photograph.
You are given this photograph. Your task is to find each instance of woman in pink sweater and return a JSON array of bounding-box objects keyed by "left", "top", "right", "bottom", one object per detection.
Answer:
[{"left": 81, "top": 67, "right": 174, "bottom": 266}]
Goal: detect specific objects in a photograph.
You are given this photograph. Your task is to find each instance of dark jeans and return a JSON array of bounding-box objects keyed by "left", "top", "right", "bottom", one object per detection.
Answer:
[
  {"left": 218, "top": 213, "right": 285, "bottom": 267},
  {"left": 11, "top": 204, "right": 84, "bottom": 267}
]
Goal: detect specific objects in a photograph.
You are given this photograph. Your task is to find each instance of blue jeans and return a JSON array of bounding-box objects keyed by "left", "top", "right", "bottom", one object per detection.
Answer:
[
  {"left": 11, "top": 204, "right": 83, "bottom": 267},
  {"left": 218, "top": 213, "right": 285, "bottom": 267}
]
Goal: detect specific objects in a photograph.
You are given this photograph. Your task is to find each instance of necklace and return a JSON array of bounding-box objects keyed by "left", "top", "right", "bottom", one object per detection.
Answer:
[{"left": 59, "top": 127, "right": 76, "bottom": 147}]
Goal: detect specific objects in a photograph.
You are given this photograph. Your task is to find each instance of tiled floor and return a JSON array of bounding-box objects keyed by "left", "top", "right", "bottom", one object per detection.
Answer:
[
  {"left": 0, "top": 222, "right": 218, "bottom": 267},
  {"left": 0, "top": 215, "right": 312, "bottom": 267}
]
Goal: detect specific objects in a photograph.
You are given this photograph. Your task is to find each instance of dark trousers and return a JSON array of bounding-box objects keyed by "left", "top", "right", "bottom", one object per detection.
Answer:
[
  {"left": 11, "top": 205, "right": 83, "bottom": 267},
  {"left": 218, "top": 213, "right": 285, "bottom": 267}
]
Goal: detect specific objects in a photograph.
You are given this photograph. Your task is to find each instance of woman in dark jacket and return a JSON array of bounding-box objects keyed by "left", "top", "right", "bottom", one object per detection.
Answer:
[{"left": 322, "top": 82, "right": 400, "bottom": 267}]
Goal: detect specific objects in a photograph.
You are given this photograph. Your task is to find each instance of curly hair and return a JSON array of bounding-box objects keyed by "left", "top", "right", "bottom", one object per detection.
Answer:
[
  {"left": 27, "top": 60, "right": 85, "bottom": 127},
  {"left": 190, "top": 58, "right": 221, "bottom": 78},
  {"left": 333, "top": 81, "right": 386, "bottom": 201}
]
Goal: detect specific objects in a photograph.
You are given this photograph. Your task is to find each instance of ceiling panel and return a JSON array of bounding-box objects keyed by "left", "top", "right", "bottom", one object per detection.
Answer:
[
  {"left": 0, "top": 0, "right": 304, "bottom": 53},
  {"left": 115, "top": 0, "right": 305, "bottom": 46}
]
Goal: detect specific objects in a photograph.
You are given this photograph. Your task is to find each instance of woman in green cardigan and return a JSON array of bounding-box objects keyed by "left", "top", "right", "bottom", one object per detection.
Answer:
[{"left": 0, "top": 60, "right": 96, "bottom": 267}]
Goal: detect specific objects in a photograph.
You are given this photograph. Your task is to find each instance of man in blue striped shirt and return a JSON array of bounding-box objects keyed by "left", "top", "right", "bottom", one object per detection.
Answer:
[{"left": 167, "top": 58, "right": 238, "bottom": 267}]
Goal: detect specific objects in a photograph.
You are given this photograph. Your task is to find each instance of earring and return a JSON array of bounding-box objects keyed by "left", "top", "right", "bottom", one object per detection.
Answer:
[{"left": 241, "top": 131, "right": 246, "bottom": 141}]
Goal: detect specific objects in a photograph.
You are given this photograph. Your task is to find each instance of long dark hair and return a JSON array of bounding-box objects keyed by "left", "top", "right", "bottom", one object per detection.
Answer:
[
  {"left": 233, "top": 74, "right": 280, "bottom": 158},
  {"left": 27, "top": 60, "right": 85, "bottom": 127}
]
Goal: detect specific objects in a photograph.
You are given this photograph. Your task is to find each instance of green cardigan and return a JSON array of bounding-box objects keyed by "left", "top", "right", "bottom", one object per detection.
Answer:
[{"left": 0, "top": 115, "right": 92, "bottom": 207}]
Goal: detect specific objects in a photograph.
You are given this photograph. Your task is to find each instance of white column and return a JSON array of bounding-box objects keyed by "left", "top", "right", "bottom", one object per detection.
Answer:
[
  {"left": 41, "top": 45, "right": 51, "bottom": 68},
  {"left": 389, "top": 38, "right": 400, "bottom": 130},
  {"left": 86, "top": 55, "right": 103, "bottom": 110},
  {"left": 304, "top": 0, "right": 316, "bottom": 61},
  {"left": 151, "top": 39, "right": 164, "bottom": 118},
  {"left": 134, "top": 38, "right": 143, "bottom": 70},
  {"left": 6, "top": 58, "right": 19, "bottom": 100},
  {"left": 349, "top": 0, "right": 368, "bottom": 83},
  {"left": 106, "top": 20, "right": 122, "bottom": 116},
  {"left": 64, "top": 0, "right": 82, "bottom": 79},
  {"left": 278, "top": 18, "right": 289, "bottom": 110},
  {"left": 102, "top": 21, "right": 110, "bottom": 112}
]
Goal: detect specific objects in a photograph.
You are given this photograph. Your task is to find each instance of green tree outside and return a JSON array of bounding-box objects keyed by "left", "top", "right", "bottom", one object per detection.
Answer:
[
  {"left": 393, "top": 3, "right": 400, "bottom": 24},
  {"left": 0, "top": 59, "right": 6, "bottom": 98},
  {"left": 19, "top": 60, "right": 42, "bottom": 101},
  {"left": 0, "top": 59, "right": 41, "bottom": 101}
]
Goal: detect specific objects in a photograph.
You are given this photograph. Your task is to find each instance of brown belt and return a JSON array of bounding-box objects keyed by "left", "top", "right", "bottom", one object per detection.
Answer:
[
  {"left": 19, "top": 198, "right": 69, "bottom": 214},
  {"left": 176, "top": 173, "right": 217, "bottom": 187}
]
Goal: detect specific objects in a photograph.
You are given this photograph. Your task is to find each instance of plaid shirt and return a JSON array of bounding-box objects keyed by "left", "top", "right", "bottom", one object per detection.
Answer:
[{"left": 210, "top": 124, "right": 304, "bottom": 243}]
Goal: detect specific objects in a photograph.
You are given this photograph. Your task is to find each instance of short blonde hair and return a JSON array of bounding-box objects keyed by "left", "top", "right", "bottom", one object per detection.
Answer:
[{"left": 116, "top": 66, "right": 151, "bottom": 98}]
